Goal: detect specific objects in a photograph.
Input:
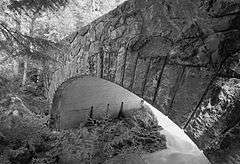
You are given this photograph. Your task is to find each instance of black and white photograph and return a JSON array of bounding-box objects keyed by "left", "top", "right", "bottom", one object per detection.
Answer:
[{"left": 0, "top": 0, "right": 240, "bottom": 163}]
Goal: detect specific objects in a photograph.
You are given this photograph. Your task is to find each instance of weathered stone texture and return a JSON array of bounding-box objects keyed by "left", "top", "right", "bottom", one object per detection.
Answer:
[
  {"left": 115, "top": 47, "right": 127, "bottom": 85},
  {"left": 171, "top": 68, "right": 212, "bottom": 127},
  {"left": 142, "top": 58, "right": 162, "bottom": 102},
  {"left": 205, "top": 122, "right": 240, "bottom": 164},
  {"left": 154, "top": 64, "right": 181, "bottom": 115},
  {"left": 123, "top": 51, "right": 138, "bottom": 89},
  {"left": 48, "top": 0, "right": 240, "bottom": 162},
  {"left": 131, "top": 57, "right": 149, "bottom": 96},
  {"left": 186, "top": 79, "right": 240, "bottom": 163}
]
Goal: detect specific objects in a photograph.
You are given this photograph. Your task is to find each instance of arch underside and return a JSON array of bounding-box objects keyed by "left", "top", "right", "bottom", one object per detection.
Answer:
[
  {"left": 50, "top": 76, "right": 210, "bottom": 163},
  {"left": 48, "top": 0, "right": 240, "bottom": 162},
  {"left": 50, "top": 57, "right": 213, "bottom": 130}
]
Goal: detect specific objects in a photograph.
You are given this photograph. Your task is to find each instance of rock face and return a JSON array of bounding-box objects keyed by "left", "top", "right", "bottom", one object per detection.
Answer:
[
  {"left": 48, "top": 0, "right": 240, "bottom": 163},
  {"left": 186, "top": 79, "right": 240, "bottom": 164}
]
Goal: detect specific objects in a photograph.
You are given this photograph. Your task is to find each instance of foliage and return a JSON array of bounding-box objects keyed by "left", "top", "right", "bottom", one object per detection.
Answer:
[
  {"left": 0, "top": 21, "right": 65, "bottom": 62},
  {"left": 0, "top": 105, "right": 53, "bottom": 164},
  {"left": 0, "top": 0, "right": 68, "bottom": 98},
  {"left": 8, "top": 0, "right": 69, "bottom": 14},
  {"left": 53, "top": 106, "right": 166, "bottom": 163},
  {"left": 0, "top": 0, "right": 126, "bottom": 93},
  {"left": 0, "top": 103, "right": 166, "bottom": 164}
]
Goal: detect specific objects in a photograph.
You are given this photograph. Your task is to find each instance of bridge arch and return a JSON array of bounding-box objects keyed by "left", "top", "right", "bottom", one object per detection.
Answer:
[
  {"left": 50, "top": 75, "right": 144, "bottom": 129},
  {"left": 47, "top": 0, "right": 215, "bottom": 129},
  {"left": 48, "top": 0, "right": 240, "bottom": 162},
  {"left": 49, "top": 54, "right": 212, "bottom": 129},
  {"left": 50, "top": 76, "right": 210, "bottom": 163}
]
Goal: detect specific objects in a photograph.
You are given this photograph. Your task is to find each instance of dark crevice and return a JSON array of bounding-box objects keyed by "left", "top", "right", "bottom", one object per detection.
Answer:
[
  {"left": 184, "top": 56, "right": 229, "bottom": 129},
  {"left": 99, "top": 49, "right": 104, "bottom": 78},
  {"left": 168, "top": 66, "right": 186, "bottom": 117},
  {"left": 120, "top": 50, "right": 128, "bottom": 86},
  {"left": 152, "top": 56, "right": 168, "bottom": 104},
  {"left": 212, "top": 11, "right": 240, "bottom": 19},
  {"left": 69, "top": 32, "right": 79, "bottom": 44},
  {"left": 141, "top": 57, "right": 152, "bottom": 97}
]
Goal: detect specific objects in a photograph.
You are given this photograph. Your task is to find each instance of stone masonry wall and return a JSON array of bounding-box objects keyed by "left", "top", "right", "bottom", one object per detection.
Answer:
[
  {"left": 48, "top": 0, "right": 240, "bottom": 163},
  {"left": 185, "top": 79, "right": 240, "bottom": 163},
  {"left": 49, "top": 0, "right": 215, "bottom": 125}
]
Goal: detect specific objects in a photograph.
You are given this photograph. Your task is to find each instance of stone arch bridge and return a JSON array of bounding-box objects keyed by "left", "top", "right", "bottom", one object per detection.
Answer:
[{"left": 48, "top": 0, "right": 240, "bottom": 163}]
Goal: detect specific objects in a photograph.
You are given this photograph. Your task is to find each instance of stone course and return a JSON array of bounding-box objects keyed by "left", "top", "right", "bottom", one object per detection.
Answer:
[{"left": 48, "top": 0, "right": 240, "bottom": 163}]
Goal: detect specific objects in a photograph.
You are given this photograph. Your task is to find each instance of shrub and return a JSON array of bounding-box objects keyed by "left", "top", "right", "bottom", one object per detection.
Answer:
[{"left": 0, "top": 105, "right": 166, "bottom": 164}]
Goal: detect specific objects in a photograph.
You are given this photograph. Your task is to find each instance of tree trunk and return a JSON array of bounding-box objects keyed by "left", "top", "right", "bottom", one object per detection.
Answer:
[
  {"left": 21, "top": 14, "right": 36, "bottom": 86},
  {"left": 22, "top": 57, "right": 28, "bottom": 86},
  {"left": 42, "top": 60, "right": 50, "bottom": 97},
  {"left": 13, "top": 16, "right": 21, "bottom": 77}
]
